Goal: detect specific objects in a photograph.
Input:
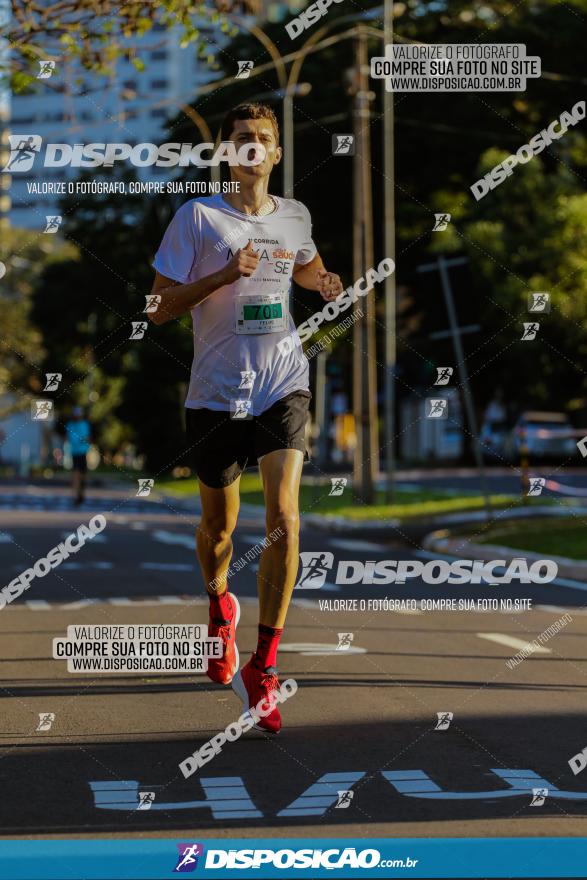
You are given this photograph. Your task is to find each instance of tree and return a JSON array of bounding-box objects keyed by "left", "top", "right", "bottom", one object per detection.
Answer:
[
  {"left": 4, "top": 0, "right": 259, "bottom": 88},
  {"left": 0, "top": 229, "right": 76, "bottom": 418},
  {"left": 30, "top": 169, "right": 193, "bottom": 471}
]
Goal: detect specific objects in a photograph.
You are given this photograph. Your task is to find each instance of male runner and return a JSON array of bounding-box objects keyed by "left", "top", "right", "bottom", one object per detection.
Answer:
[{"left": 150, "top": 103, "right": 342, "bottom": 733}]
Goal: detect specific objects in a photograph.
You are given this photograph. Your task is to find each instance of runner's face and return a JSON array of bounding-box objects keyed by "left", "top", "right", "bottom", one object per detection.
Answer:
[{"left": 229, "top": 118, "right": 282, "bottom": 181}]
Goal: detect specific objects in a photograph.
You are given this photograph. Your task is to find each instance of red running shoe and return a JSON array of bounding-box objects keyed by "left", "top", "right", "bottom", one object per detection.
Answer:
[
  {"left": 232, "top": 655, "right": 282, "bottom": 734},
  {"left": 206, "top": 593, "right": 240, "bottom": 685}
]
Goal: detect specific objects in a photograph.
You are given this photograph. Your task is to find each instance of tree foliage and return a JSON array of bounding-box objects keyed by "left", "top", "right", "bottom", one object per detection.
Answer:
[{"left": 4, "top": 0, "right": 259, "bottom": 88}]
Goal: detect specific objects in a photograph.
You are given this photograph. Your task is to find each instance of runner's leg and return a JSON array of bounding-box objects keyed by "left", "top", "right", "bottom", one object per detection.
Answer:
[
  {"left": 79, "top": 459, "right": 87, "bottom": 502},
  {"left": 257, "top": 448, "right": 303, "bottom": 628},
  {"left": 232, "top": 448, "right": 302, "bottom": 731},
  {"left": 72, "top": 469, "right": 80, "bottom": 501},
  {"left": 198, "top": 477, "right": 242, "bottom": 685},
  {"left": 196, "top": 477, "right": 240, "bottom": 598}
]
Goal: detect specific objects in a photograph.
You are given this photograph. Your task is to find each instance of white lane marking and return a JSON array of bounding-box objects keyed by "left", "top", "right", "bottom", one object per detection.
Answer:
[
  {"left": 240, "top": 534, "right": 265, "bottom": 545},
  {"left": 59, "top": 562, "right": 113, "bottom": 570},
  {"left": 477, "top": 632, "right": 551, "bottom": 653},
  {"left": 280, "top": 642, "right": 367, "bottom": 656},
  {"left": 322, "top": 582, "right": 341, "bottom": 592},
  {"left": 20, "top": 595, "right": 206, "bottom": 611},
  {"left": 141, "top": 563, "right": 193, "bottom": 571},
  {"left": 59, "top": 599, "right": 98, "bottom": 610},
  {"left": 24, "top": 599, "right": 51, "bottom": 610},
  {"left": 292, "top": 598, "right": 320, "bottom": 608},
  {"left": 548, "top": 576, "right": 587, "bottom": 591},
  {"left": 535, "top": 604, "right": 587, "bottom": 615},
  {"left": 60, "top": 530, "right": 106, "bottom": 543},
  {"left": 415, "top": 549, "right": 587, "bottom": 592},
  {"left": 330, "top": 539, "right": 385, "bottom": 553},
  {"left": 152, "top": 530, "right": 194, "bottom": 550}
]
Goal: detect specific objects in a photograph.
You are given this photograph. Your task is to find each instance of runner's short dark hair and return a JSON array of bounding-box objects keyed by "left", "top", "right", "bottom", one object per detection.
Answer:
[{"left": 221, "top": 103, "right": 280, "bottom": 144}]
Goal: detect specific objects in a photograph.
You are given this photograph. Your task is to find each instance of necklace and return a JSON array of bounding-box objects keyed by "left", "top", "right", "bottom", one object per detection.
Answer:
[
  {"left": 251, "top": 195, "right": 276, "bottom": 218},
  {"left": 222, "top": 194, "right": 276, "bottom": 218}
]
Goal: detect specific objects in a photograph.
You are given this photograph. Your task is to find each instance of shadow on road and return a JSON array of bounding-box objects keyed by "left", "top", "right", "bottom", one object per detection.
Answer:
[{"left": 1, "top": 714, "right": 587, "bottom": 835}]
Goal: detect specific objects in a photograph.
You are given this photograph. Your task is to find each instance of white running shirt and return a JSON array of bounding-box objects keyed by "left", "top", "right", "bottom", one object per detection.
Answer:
[{"left": 153, "top": 194, "right": 317, "bottom": 414}]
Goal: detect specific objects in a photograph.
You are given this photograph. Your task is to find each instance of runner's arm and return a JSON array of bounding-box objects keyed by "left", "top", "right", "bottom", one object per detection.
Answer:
[
  {"left": 292, "top": 253, "right": 343, "bottom": 302},
  {"left": 292, "top": 253, "right": 325, "bottom": 290},
  {"left": 149, "top": 242, "right": 260, "bottom": 325},
  {"left": 147, "top": 269, "right": 229, "bottom": 326}
]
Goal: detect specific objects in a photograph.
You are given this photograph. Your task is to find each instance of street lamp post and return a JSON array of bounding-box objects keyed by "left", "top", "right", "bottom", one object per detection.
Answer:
[
  {"left": 382, "top": 0, "right": 397, "bottom": 501},
  {"left": 352, "top": 27, "right": 378, "bottom": 504}
]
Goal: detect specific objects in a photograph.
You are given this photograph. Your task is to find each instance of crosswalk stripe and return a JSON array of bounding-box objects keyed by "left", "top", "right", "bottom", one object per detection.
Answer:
[
  {"left": 477, "top": 632, "right": 551, "bottom": 653},
  {"left": 152, "top": 530, "right": 194, "bottom": 550}
]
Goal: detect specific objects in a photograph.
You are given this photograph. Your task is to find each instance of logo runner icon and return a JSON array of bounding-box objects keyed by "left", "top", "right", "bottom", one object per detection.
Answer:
[
  {"left": 32, "top": 400, "right": 53, "bottom": 420},
  {"left": 434, "top": 367, "right": 453, "bottom": 386},
  {"left": 529, "top": 292, "right": 550, "bottom": 313},
  {"left": 433, "top": 213, "right": 451, "bottom": 231},
  {"left": 435, "top": 711, "right": 453, "bottom": 731},
  {"left": 174, "top": 843, "right": 204, "bottom": 872},
  {"left": 37, "top": 60, "right": 56, "bottom": 79},
  {"left": 337, "top": 632, "right": 354, "bottom": 651},
  {"left": 136, "top": 479, "right": 154, "bottom": 497},
  {"left": 137, "top": 791, "right": 156, "bottom": 810},
  {"left": 130, "top": 321, "right": 148, "bottom": 340},
  {"left": 44, "top": 215, "right": 62, "bottom": 233},
  {"left": 332, "top": 134, "right": 355, "bottom": 155},
  {"left": 36, "top": 712, "right": 56, "bottom": 731},
  {"left": 530, "top": 787, "right": 549, "bottom": 806},
  {"left": 521, "top": 322, "right": 539, "bottom": 341},
  {"left": 3, "top": 135, "right": 42, "bottom": 173},
  {"left": 427, "top": 399, "right": 448, "bottom": 419},
  {"left": 329, "top": 477, "right": 347, "bottom": 496},
  {"left": 295, "top": 552, "right": 334, "bottom": 589},
  {"left": 43, "top": 373, "right": 62, "bottom": 391},
  {"left": 527, "top": 477, "right": 546, "bottom": 497},
  {"left": 236, "top": 60, "right": 254, "bottom": 78},
  {"left": 334, "top": 790, "right": 354, "bottom": 808}
]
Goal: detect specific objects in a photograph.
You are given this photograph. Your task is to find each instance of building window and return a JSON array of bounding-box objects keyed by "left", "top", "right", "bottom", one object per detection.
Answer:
[
  {"left": 150, "top": 108, "right": 167, "bottom": 119},
  {"left": 151, "top": 50, "right": 167, "bottom": 61},
  {"left": 150, "top": 79, "right": 168, "bottom": 89}
]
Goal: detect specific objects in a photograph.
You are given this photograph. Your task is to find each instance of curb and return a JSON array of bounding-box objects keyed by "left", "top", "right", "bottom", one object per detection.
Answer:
[
  {"left": 302, "top": 503, "right": 587, "bottom": 534},
  {"left": 423, "top": 526, "right": 587, "bottom": 584}
]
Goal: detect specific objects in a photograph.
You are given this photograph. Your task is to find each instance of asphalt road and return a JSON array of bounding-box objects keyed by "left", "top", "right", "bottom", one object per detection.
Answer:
[{"left": 1, "top": 482, "right": 587, "bottom": 841}]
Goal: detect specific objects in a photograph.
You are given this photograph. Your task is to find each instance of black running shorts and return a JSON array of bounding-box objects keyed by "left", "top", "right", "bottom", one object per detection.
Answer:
[
  {"left": 71, "top": 454, "right": 88, "bottom": 473},
  {"left": 185, "top": 390, "right": 311, "bottom": 488}
]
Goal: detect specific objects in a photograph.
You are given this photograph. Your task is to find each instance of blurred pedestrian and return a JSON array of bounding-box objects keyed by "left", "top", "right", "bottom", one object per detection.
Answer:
[{"left": 65, "top": 406, "right": 92, "bottom": 505}]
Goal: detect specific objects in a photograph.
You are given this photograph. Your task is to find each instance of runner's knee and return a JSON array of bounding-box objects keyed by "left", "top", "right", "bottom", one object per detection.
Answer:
[
  {"left": 266, "top": 510, "right": 300, "bottom": 545},
  {"left": 198, "top": 513, "right": 237, "bottom": 546}
]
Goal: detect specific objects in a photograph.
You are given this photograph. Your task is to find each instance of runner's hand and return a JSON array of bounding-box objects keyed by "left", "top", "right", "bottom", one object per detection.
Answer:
[
  {"left": 221, "top": 241, "right": 260, "bottom": 284},
  {"left": 316, "top": 269, "right": 343, "bottom": 302}
]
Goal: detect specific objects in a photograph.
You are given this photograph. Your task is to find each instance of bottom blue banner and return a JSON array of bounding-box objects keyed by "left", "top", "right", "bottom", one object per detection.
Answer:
[{"left": 0, "top": 838, "right": 586, "bottom": 879}]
